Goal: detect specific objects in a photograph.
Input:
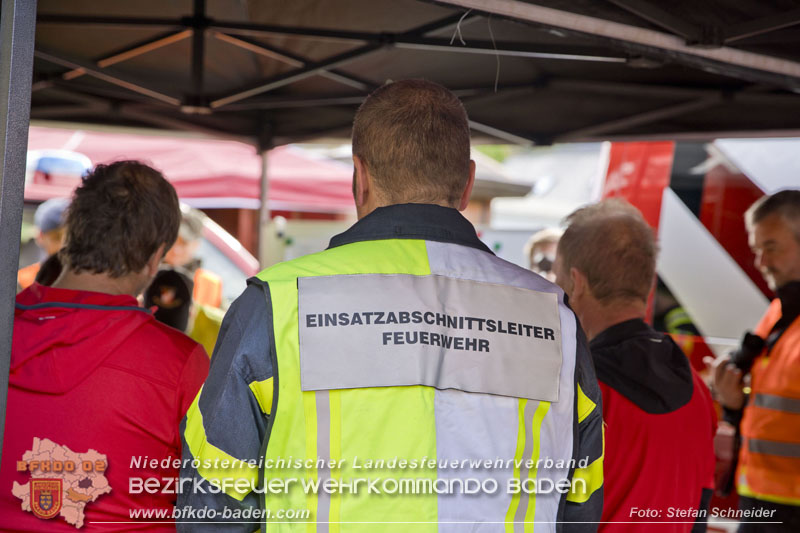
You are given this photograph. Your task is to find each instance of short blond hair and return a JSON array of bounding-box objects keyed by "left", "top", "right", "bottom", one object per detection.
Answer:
[
  {"left": 524, "top": 227, "right": 562, "bottom": 266},
  {"left": 558, "top": 199, "right": 658, "bottom": 304}
]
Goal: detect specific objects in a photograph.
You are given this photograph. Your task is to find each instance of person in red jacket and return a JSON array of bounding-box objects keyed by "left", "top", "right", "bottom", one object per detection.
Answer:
[
  {"left": 0, "top": 161, "right": 209, "bottom": 531},
  {"left": 554, "top": 199, "right": 717, "bottom": 532}
]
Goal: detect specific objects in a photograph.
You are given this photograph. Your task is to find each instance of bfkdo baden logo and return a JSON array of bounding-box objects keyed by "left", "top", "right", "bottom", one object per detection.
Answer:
[
  {"left": 31, "top": 479, "right": 62, "bottom": 519},
  {"left": 13, "top": 437, "right": 111, "bottom": 529}
]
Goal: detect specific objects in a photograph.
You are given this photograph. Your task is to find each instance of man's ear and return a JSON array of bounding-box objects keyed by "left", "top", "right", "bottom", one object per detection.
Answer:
[
  {"left": 146, "top": 243, "right": 167, "bottom": 277},
  {"left": 570, "top": 266, "right": 588, "bottom": 301},
  {"left": 458, "top": 160, "right": 476, "bottom": 211},
  {"left": 352, "top": 155, "right": 369, "bottom": 208}
]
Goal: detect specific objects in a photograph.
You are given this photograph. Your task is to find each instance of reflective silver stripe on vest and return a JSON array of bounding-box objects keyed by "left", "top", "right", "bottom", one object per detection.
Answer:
[
  {"left": 426, "top": 241, "right": 577, "bottom": 532},
  {"left": 298, "top": 273, "right": 563, "bottom": 401},
  {"left": 514, "top": 399, "right": 539, "bottom": 532},
  {"left": 747, "top": 438, "right": 800, "bottom": 458},
  {"left": 316, "top": 390, "right": 331, "bottom": 532},
  {"left": 753, "top": 393, "right": 800, "bottom": 414},
  {"left": 434, "top": 389, "right": 518, "bottom": 531}
]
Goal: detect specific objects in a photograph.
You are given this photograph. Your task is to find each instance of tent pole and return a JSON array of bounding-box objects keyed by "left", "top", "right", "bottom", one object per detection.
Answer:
[
  {"left": 256, "top": 147, "right": 288, "bottom": 269},
  {"left": 257, "top": 149, "right": 270, "bottom": 267},
  {"left": 0, "top": 0, "right": 37, "bottom": 463},
  {"left": 256, "top": 123, "right": 285, "bottom": 269}
]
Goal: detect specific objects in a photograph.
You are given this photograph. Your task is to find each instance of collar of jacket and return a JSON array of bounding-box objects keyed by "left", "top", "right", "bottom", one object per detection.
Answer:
[
  {"left": 588, "top": 317, "right": 694, "bottom": 414},
  {"left": 327, "top": 203, "right": 494, "bottom": 255},
  {"left": 776, "top": 280, "right": 800, "bottom": 325},
  {"left": 589, "top": 317, "right": 653, "bottom": 350}
]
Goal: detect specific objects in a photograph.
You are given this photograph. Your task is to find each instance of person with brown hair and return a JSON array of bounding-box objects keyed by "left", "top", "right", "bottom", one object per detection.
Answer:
[
  {"left": 710, "top": 189, "right": 800, "bottom": 532},
  {"left": 1, "top": 161, "right": 209, "bottom": 530},
  {"left": 554, "top": 198, "right": 717, "bottom": 532},
  {"left": 179, "top": 79, "right": 603, "bottom": 532}
]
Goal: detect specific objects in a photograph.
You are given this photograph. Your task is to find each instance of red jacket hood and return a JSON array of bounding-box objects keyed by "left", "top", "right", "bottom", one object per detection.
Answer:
[{"left": 12, "top": 283, "right": 154, "bottom": 394}]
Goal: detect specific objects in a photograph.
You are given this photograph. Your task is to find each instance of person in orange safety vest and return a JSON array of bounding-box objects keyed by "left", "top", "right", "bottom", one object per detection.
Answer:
[{"left": 710, "top": 189, "right": 800, "bottom": 532}]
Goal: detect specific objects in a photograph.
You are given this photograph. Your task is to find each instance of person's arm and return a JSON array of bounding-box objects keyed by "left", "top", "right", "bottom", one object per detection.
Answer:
[
  {"left": 561, "top": 326, "right": 604, "bottom": 533},
  {"left": 177, "top": 281, "right": 275, "bottom": 533}
]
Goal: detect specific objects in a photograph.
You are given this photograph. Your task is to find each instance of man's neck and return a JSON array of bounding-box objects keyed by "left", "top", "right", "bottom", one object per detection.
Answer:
[
  {"left": 357, "top": 199, "right": 458, "bottom": 220},
  {"left": 51, "top": 269, "right": 142, "bottom": 297},
  {"left": 580, "top": 300, "right": 647, "bottom": 342}
]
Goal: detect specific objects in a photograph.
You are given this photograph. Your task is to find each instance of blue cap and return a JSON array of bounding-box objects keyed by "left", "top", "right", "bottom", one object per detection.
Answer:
[{"left": 34, "top": 197, "right": 70, "bottom": 233}]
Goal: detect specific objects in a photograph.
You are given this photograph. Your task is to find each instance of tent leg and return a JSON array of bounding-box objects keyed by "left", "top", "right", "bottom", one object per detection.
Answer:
[
  {"left": 258, "top": 149, "right": 270, "bottom": 266},
  {"left": 257, "top": 148, "right": 288, "bottom": 268},
  {"left": 0, "top": 0, "right": 37, "bottom": 462}
]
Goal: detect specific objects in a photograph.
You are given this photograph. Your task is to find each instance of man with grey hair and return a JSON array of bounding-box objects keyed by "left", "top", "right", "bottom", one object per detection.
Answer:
[
  {"left": 554, "top": 198, "right": 716, "bottom": 532},
  {"left": 711, "top": 189, "right": 800, "bottom": 532},
  {"left": 179, "top": 79, "right": 604, "bottom": 532}
]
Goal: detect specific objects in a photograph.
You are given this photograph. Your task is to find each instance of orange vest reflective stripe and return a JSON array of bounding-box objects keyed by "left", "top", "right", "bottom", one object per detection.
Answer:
[
  {"left": 192, "top": 268, "right": 222, "bottom": 309},
  {"left": 738, "top": 299, "right": 800, "bottom": 506},
  {"left": 17, "top": 263, "right": 41, "bottom": 291}
]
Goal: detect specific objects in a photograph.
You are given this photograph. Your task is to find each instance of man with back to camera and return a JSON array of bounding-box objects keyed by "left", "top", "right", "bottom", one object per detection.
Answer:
[
  {"left": 710, "top": 190, "right": 800, "bottom": 532},
  {"left": 553, "top": 199, "right": 716, "bottom": 532},
  {"left": 177, "top": 79, "right": 604, "bottom": 532},
  {"left": 0, "top": 161, "right": 209, "bottom": 531}
]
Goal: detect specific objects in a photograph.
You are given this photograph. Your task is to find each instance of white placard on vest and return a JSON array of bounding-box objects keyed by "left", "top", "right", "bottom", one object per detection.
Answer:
[{"left": 298, "top": 273, "right": 563, "bottom": 401}]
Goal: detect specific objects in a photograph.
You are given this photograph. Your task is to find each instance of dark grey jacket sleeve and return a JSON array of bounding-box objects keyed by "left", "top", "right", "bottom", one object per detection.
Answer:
[
  {"left": 177, "top": 281, "right": 274, "bottom": 532},
  {"left": 559, "top": 324, "right": 604, "bottom": 532}
]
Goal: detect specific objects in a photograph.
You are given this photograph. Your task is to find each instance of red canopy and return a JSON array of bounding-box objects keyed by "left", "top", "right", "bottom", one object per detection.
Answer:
[{"left": 25, "top": 126, "right": 355, "bottom": 214}]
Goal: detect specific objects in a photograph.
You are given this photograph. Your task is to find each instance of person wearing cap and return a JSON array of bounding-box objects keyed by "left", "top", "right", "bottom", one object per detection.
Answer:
[{"left": 17, "top": 197, "right": 69, "bottom": 291}]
